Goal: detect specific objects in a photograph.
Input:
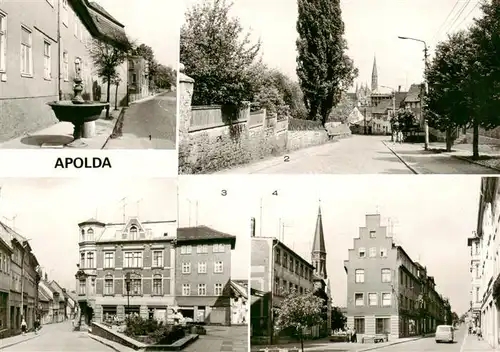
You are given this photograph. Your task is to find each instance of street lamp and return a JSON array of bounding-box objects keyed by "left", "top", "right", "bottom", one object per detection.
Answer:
[
  {"left": 124, "top": 272, "right": 131, "bottom": 317},
  {"left": 398, "top": 36, "right": 430, "bottom": 150}
]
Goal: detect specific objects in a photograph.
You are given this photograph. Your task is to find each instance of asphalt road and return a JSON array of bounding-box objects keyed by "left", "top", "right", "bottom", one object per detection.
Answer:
[
  {"left": 104, "top": 91, "right": 176, "bottom": 149},
  {"left": 2, "top": 321, "right": 113, "bottom": 351}
]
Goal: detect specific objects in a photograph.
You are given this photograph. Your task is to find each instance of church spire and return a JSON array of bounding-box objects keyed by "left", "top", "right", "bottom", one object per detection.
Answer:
[
  {"left": 355, "top": 82, "right": 359, "bottom": 94},
  {"left": 312, "top": 202, "right": 327, "bottom": 279},
  {"left": 371, "top": 55, "right": 378, "bottom": 91}
]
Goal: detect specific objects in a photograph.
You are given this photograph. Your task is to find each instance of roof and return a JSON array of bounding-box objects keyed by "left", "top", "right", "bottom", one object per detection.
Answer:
[
  {"left": 38, "top": 287, "right": 52, "bottom": 302},
  {"left": 89, "top": 218, "right": 176, "bottom": 243},
  {"left": 395, "top": 92, "right": 408, "bottom": 108},
  {"left": 230, "top": 280, "right": 248, "bottom": 299},
  {"left": 372, "top": 99, "right": 393, "bottom": 114},
  {"left": 312, "top": 206, "right": 326, "bottom": 253},
  {"left": 177, "top": 226, "right": 236, "bottom": 249},
  {"left": 78, "top": 218, "right": 105, "bottom": 227},
  {"left": 88, "top": 1, "right": 123, "bottom": 25},
  {"left": 404, "top": 84, "right": 422, "bottom": 103}
]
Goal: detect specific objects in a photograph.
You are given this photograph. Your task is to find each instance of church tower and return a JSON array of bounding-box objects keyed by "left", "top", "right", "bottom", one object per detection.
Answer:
[
  {"left": 311, "top": 204, "right": 327, "bottom": 280},
  {"left": 371, "top": 55, "right": 378, "bottom": 92}
]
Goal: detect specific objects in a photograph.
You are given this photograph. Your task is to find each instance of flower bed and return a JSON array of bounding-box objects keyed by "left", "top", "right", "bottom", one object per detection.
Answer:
[{"left": 124, "top": 316, "right": 186, "bottom": 345}]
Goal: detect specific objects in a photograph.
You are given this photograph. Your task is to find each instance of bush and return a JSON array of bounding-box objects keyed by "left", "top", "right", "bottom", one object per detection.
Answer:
[
  {"left": 124, "top": 316, "right": 186, "bottom": 345},
  {"left": 288, "top": 118, "right": 325, "bottom": 131},
  {"left": 150, "top": 325, "right": 186, "bottom": 345}
]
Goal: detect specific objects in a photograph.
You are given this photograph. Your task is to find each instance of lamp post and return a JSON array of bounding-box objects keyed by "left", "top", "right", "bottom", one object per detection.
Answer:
[
  {"left": 398, "top": 36, "right": 430, "bottom": 150},
  {"left": 124, "top": 272, "right": 131, "bottom": 317}
]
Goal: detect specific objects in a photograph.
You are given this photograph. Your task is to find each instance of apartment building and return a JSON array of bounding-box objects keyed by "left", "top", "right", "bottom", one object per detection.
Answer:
[
  {"left": 0, "top": 0, "right": 128, "bottom": 143},
  {"left": 344, "top": 214, "right": 446, "bottom": 341},
  {"left": 128, "top": 55, "right": 149, "bottom": 103},
  {"left": 467, "top": 231, "right": 481, "bottom": 331},
  {"left": 75, "top": 217, "right": 177, "bottom": 325},
  {"left": 174, "top": 226, "right": 236, "bottom": 325},
  {"left": 0, "top": 230, "right": 12, "bottom": 338}
]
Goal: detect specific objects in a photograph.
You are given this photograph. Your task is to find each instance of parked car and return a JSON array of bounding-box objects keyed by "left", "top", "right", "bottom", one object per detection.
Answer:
[{"left": 435, "top": 325, "right": 454, "bottom": 343}]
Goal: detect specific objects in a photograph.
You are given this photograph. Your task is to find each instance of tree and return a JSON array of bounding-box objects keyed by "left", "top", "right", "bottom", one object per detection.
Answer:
[
  {"left": 180, "top": 0, "right": 261, "bottom": 106},
  {"left": 425, "top": 31, "right": 476, "bottom": 152},
  {"left": 392, "top": 109, "right": 418, "bottom": 135},
  {"left": 296, "top": 0, "right": 358, "bottom": 125},
  {"left": 274, "top": 292, "right": 324, "bottom": 352},
  {"left": 89, "top": 36, "right": 131, "bottom": 118},
  {"left": 331, "top": 307, "right": 347, "bottom": 332},
  {"left": 132, "top": 43, "right": 158, "bottom": 89},
  {"left": 155, "top": 64, "right": 176, "bottom": 90}
]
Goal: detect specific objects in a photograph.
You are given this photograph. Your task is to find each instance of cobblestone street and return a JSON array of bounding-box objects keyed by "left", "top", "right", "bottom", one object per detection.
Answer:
[{"left": 183, "top": 326, "right": 248, "bottom": 352}]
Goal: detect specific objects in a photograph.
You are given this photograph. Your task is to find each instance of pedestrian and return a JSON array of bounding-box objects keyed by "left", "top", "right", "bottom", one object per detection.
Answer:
[
  {"left": 477, "top": 326, "right": 482, "bottom": 340},
  {"left": 346, "top": 326, "right": 351, "bottom": 342},
  {"left": 21, "top": 317, "right": 27, "bottom": 335},
  {"left": 34, "top": 317, "right": 40, "bottom": 334},
  {"left": 352, "top": 328, "right": 357, "bottom": 343},
  {"left": 398, "top": 131, "right": 403, "bottom": 144}
]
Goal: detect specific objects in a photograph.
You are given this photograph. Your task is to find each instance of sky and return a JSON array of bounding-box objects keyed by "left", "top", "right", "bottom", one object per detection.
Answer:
[
  {"left": 177, "top": 176, "right": 253, "bottom": 281},
  {"left": 247, "top": 175, "right": 481, "bottom": 315},
  {"left": 95, "top": 0, "right": 181, "bottom": 67},
  {"left": 0, "top": 178, "right": 177, "bottom": 291},
  {"left": 183, "top": 0, "right": 483, "bottom": 91}
]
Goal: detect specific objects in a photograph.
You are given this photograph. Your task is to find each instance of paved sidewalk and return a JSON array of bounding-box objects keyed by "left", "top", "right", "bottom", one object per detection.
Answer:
[
  {"left": 0, "top": 108, "right": 121, "bottom": 150},
  {"left": 0, "top": 331, "right": 41, "bottom": 350},
  {"left": 383, "top": 140, "right": 500, "bottom": 174},
  {"left": 461, "top": 333, "right": 498, "bottom": 351},
  {"left": 184, "top": 326, "right": 247, "bottom": 352}
]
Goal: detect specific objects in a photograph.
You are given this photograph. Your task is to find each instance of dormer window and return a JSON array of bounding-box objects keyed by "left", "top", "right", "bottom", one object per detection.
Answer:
[
  {"left": 130, "top": 226, "right": 138, "bottom": 240},
  {"left": 86, "top": 228, "right": 94, "bottom": 241}
]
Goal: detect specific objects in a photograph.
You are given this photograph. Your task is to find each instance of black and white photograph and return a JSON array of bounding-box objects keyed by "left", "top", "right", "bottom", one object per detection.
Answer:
[
  {"left": 0, "top": 0, "right": 179, "bottom": 150},
  {"left": 178, "top": 0, "right": 500, "bottom": 174},
  {"left": 250, "top": 175, "right": 489, "bottom": 352}
]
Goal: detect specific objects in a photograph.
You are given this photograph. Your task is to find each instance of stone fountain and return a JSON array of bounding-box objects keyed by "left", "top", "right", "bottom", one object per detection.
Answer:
[{"left": 47, "top": 67, "right": 109, "bottom": 148}]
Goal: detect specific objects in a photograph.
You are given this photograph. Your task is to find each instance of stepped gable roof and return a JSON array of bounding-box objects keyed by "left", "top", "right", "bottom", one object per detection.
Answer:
[
  {"left": 404, "top": 84, "right": 422, "bottom": 103},
  {"left": 177, "top": 226, "right": 236, "bottom": 249}
]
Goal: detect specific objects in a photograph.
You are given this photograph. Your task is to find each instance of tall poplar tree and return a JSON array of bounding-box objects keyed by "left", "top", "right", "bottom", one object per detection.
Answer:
[{"left": 296, "top": 0, "right": 358, "bottom": 125}]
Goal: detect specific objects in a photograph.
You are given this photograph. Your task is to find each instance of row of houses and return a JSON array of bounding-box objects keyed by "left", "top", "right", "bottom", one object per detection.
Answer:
[
  {"left": 75, "top": 218, "right": 248, "bottom": 327},
  {"left": 0, "top": 220, "right": 75, "bottom": 338},
  {"left": 0, "top": 0, "right": 150, "bottom": 143}
]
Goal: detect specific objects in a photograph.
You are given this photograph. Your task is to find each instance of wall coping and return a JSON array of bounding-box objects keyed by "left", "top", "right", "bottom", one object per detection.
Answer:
[
  {"left": 188, "top": 118, "right": 248, "bottom": 133},
  {"left": 92, "top": 322, "right": 148, "bottom": 349},
  {"left": 179, "top": 73, "right": 194, "bottom": 84}
]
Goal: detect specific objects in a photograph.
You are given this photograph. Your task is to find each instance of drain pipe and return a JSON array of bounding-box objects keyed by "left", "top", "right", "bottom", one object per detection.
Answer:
[{"left": 57, "top": 0, "right": 61, "bottom": 100}]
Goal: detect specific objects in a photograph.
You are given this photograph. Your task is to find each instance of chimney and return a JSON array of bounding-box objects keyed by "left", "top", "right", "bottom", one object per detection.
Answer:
[
  {"left": 44, "top": 273, "right": 48, "bottom": 281},
  {"left": 398, "top": 85, "right": 401, "bottom": 92},
  {"left": 250, "top": 218, "right": 256, "bottom": 237}
]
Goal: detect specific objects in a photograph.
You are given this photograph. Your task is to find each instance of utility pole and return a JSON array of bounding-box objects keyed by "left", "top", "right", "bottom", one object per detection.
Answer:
[
  {"left": 259, "top": 198, "right": 263, "bottom": 237},
  {"left": 120, "top": 197, "right": 127, "bottom": 223}
]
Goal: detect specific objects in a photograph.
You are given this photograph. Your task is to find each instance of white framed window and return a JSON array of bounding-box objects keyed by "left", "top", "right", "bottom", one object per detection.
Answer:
[
  {"left": 80, "top": 252, "right": 85, "bottom": 267},
  {"left": 380, "top": 247, "right": 387, "bottom": 257},
  {"left": 182, "top": 262, "right": 191, "bottom": 274},
  {"left": 20, "top": 26, "right": 33, "bottom": 76},
  {"left": 0, "top": 12, "right": 6, "bottom": 74},
  {"left": 381, "top": 268, "right": 391, "bottom": 283},
  {"left": 153, "top": 274, "right": 162, "bottom": 295},
  {"left": 182, "top": 283, "right": 190, "bottom": 296},
  {"left": 198, "top": 262, "right": 207, "bottom": 274},
  {"left": 214, "top": 261, "right": 223, "bottom": 273},
  {"left": 213, "top": 244, "right": 225, "bottom": 253},
  {"left": 198, "top": 283, "right": 206, "bottom": 296},
  {"left": 368, "top": 293, "right": 378, "bottom": 306},
  {"left": 355, "top": 269, "right": 364, "bottom": 283},
  {"left": 359, "top": 247, "right": 366, "bottom": 258},
  {"left": 382, "top": 293, "right": 392, "bottom": 306},
  {"left": 214, "top": 283, "right": 223, "bottom": 296},
  {"left": 104, "top": 275, "right": 113, "bottom": 295},
  {"left": 355, "top": 293, "right": 364, "bottom": 306},
  {"left": 197, "top": 244, "right": 208, "bottom": 253},
  {"left": 78, "top": 280, "right": 86, "bottom": 295},
  {"left": 369, "top": 247, "right": 377, "bottom": 257},
  {"left": 152, "top": 251, "right": 163, "bottom": 267},
  {"left": 86, "top": 252, "right": 94, "bottom": 268},
  {"left": 104, "top": 252, "right": 114, "bottom": 268},
  {"left": 180, "top": 245, "right": 192, "bottom": 254},
  {"left": 124, "top": 251, "right": 142, "bottom": 268},
  {"left": 62, "top": 0, "right": 69, "bottom": 26},
  {"left": 131, "top": 278, "right": 141, "bottom": 295},
  {"left": 63, "top": 51, "right": 69, "bottom": 81}
]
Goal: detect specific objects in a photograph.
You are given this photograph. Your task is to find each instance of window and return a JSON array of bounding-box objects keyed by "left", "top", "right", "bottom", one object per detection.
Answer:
[
  {"left": 381, "top": 269, "right": 391, "bottom": 283},
  {"left": 283, "top": 253, "right": 288, "bottom": 268},
  {"left": 382, "top": 293, "right": 392, "bottom": 306},
  {"left": 275, "top": 249, "right": 281, "bottom": 264},
  {"left": 132, "top": 73, "right": 137, "bottom": 84},
  {"left": 214, "top": 283, "right": 223, "bottom": 296},
  {"left": 197, "top": 244, "right": 208, "bottom": 253},
  {"left": 86, "top": 228, "right": 94, "bottom": 241},
  {"left": 274, "top": 277, "right": 280, "bottom": 293},
  {"left": 124, "top": 252, "right": 142, "bottom": 268},
  {"left": 180, "top": 245, "right": 192, "bottom": 254},
  {"left": 355, "top": 269, "right": 364, "bottom": 283},
  {"left": 131, "top": 278, "right": 141, "bottom": 295},
  {"left": 370, "top": 231, "right": 376, "bottom": 238},
  {"left": 104, "top": 275, "right": 113, "bottom": 295},
  {"left": 354, "top": 317, "right": 365, "bottom": 334},
  {"left": 380, "top": 247, "right": 387, "bottom": 257},
  {"left": 182, "top": 284, "right": 190, "bottom": 296},
  {"left": 295, "top": 261, "right": 299, "bottom": 275},
  {"left": 0, "top": 13, "right": 6, "bottom": 73},
  {"left": 80, "top": 252, "right": 85, "bottom": 267},
  {"left": 198, "top": 262, "right": 206, "bottom": 274},
  {"left": 62, "top": 0, "right": 68, "bottom": 26},
  {"left": 213, "top": 243, "right": 225, "bottom": 253},
  {"left": 63, "top": 51, "right": 69, "bottom": 81},
  {"left": 376, "top": 318, "right": 390, "bottom": 334},
  {"left": 198, "top": 283, "right": 206, "bottom": 296},
  {"left": 104, "top": 252, "right": 114, "bottom": 268},
  {"left": 129, "top": 226, "right": 138, "bottom": 240},
  {"left": 79, "top": 280, "right": 86, "bottom": 295},
  {"left": 290, "top": 257, "right": 294, "bottom": 272},
  {"left": 182, "top": 262, "right": 191, "bottom": 274},
  {"left": 475, "top": 287, "right": 480, "bottom": 303},
  {"left": 214, "top": 261, "right": 223, "bottom": 273},
  {"left": 368, "top": 293, "right": 378, "bottom": 306},
  {"left": 152, "top": 251, "right": 163, "bottom": 267},
  {"left": 355, "top": 293, "right": 364, "bottom": 306},
  {"left": 153, "top": 275, "right": 162, "bottom": 295},
  {"left": 86, "top": 252, "right": 94, "bottom": 268},
  {"left": 369, "top": 247, "right": 377, "bottom": 257},
  {"left": 359, "top": 247, "right": 366, "bottom": 258},
  {"left": 475, "top": 263, "right": 480, "bottom": 279},
  {"left": 20, "top": 26, "right": 32, "bottom": 76}
]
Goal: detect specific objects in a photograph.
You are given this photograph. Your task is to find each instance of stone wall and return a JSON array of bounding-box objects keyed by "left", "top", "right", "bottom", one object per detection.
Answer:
[{"left": 287, "top": 130, "right": 328, "bottom": 152}]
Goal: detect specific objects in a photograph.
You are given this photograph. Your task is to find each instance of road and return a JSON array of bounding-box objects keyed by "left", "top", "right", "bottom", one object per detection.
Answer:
[
  {"left": 2, "top": 321, "right": 113, "bottom": 351},
  {"left": 104, "top": 91, "right": 176, "bottom": 149},
  {"left": 184, "top": 326, "right": 247, "bottom": 352}
]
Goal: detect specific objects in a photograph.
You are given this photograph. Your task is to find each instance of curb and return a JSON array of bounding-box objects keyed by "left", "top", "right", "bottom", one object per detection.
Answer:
[
  {"left": 452, "top": 154, "right": 500, "bottom": 173},
  {"left": 0, "top": 333, "right": 41, "bottom": 350},
  {"left": 103, "top": 107, "right": 127, "bottom": 147},
  {"left": 129, "top": 91, "right": 166, "bottom": 105},
  {"left": 88, "top": 334, "right": 130, "bottom": 352},
  {"left": 356, "top": 335, "right": 434, "bottom": 352},
  {"left": 381, "top": 141, "right": 419, "bottom": 174}
]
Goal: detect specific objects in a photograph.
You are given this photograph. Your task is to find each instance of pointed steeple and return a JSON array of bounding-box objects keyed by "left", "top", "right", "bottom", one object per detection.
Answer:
[
  {"left": 312, "top": 202, "right": 327, "bottom": 279},
  {"left": 355, "top": 82, "right": 359, "bottom": 94},
  {"left": 371, "top": 55, "right": 378, "bottom": 91}
]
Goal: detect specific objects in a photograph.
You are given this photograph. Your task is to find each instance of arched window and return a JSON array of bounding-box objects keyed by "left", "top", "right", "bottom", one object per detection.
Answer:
[
  {"left": 130, "top": 226, "right": 138, "bottom": 240},
  {"left": 86, "top": 228, "right": 94, "bottom": 241}
]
